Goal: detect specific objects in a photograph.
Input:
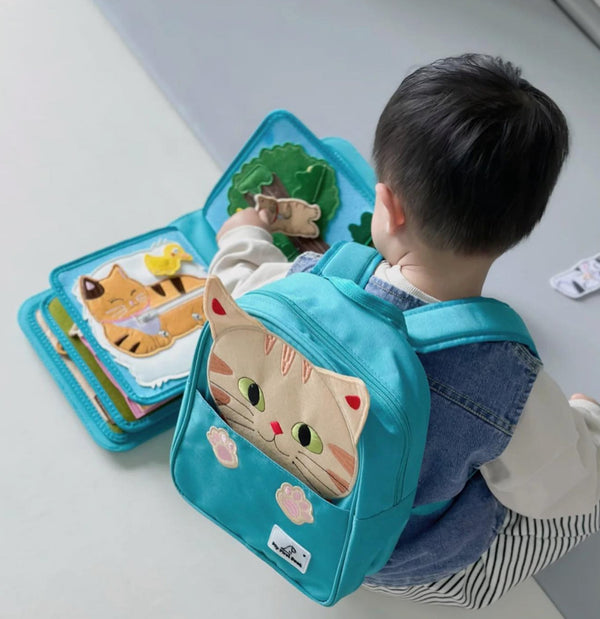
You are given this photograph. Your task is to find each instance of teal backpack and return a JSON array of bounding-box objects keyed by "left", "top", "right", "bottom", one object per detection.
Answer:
[{"left": 170, "top": 241, "right": 536, "bottom": 606}]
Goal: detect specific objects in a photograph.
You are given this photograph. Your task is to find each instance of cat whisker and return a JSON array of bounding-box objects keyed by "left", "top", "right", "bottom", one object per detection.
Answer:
[
  {"left": 293, "top": 458, "right": 339, "bottom": 497},
  {"left": 105, "top": 307, "right": 127, "bottom": 319},
  {"left": 209, "top": 386, "right": 254, "bottom": 423},
  {"left": 210, "top": 380, "right": 254, "bottom": 421},
  {"left": 296, "top": 451, "right": 330, "bottom": 476},
  {"left": 291, "top": 461, "right": 322, "bottom": 491},
  {"left": 217, "top": 402, "right": 253, "bottom": 425},
  {"left": 226, "top": 418, "right": 255, "bottom": 433},
  {"left": 228, "top": 392, "right": 256, "bottom": 416},
  {"left": 296, "top": 452, "right": 346, "bottom": 496}
]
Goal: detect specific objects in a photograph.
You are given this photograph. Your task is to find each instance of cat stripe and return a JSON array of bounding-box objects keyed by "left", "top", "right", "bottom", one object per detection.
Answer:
[
  {"left": 171, "top": 276, "right": 185, "bottom": 294},
  {"left": 329, "top": 443, "right": 356, "bottom": 476},
  {"left": 151, "top": 283, "right": 166, "bottom": 296},
  {"left": 265, "top": 334, "right": 276, "bottom": 355},
  {"left": 281, "top": 344, "right": 295, "bottom": 376},
  {"left": 150, "top": 277, "right": 187, "bottom": 297},
  {"left": 210, "top": 384, "right": 231, "bottom": 405},
  {"left": 301, "top": 360, "right": 312, "bottom": 384},
  {"left": 113, "top": 333, "right": 143, "bottom": 354},
  {"left": 209, "top": 353, "right": 233, "bottom": 375},
  {"left": 327, "top": 469, "right": 350, "bottom": 494}
]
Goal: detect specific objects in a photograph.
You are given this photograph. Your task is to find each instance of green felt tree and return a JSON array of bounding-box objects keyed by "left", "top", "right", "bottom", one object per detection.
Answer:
[
  {"left": 227, "top": 144, "right": 340, "bottom": 259},
  {"left": 349, "top": 211, "right": 374, "bottom": 247}
]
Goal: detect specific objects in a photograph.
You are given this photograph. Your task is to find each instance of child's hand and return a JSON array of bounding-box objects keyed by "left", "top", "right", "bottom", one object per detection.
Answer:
[
  {"left": 216, "top": 208, "right": 272, "bottom": 241},
  {"left": 570, "top": 393, "right": 600, "bottom": 406}
]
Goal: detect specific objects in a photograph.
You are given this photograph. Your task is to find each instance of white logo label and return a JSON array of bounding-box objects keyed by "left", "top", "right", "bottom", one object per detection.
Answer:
[{"left": 267, "top": 525, "right": 311, "bottom": 574}]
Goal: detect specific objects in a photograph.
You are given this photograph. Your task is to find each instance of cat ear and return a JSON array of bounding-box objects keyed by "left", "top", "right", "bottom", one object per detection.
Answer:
[
  {"left": 80, "top": 276, "right": 105, "bottom": 300},
  {"left": 315, "top": 367, "right": 370, "bottom": 444},
  {"left": 108, "top": 264, "right": 127, "bottom": 278},
  {"left": 203, "top": 276, "right": 264, "bottom": 338}
]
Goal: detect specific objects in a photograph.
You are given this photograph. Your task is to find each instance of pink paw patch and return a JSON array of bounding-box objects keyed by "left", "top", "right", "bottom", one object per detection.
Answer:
[
  {"left": 275, "top": 483, "right": 314, "bottom": 525},
  {"left": 206, "top": 426, "right": 238, "bottom": 469}
]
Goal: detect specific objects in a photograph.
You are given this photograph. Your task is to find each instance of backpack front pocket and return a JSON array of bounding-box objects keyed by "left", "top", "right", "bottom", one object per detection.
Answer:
[{"left": 171, "top": 392, "right": 354, "bottom": 604}]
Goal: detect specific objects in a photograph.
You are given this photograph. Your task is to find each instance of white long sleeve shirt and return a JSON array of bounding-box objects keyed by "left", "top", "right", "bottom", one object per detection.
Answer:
[{"left": 208, "top": 226, "right": 600, "bottom": 519}]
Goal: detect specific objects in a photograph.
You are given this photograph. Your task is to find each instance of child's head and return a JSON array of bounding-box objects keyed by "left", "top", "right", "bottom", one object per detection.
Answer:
[{"left": 372, "top": 53, "right": 569, "bottom": 259}]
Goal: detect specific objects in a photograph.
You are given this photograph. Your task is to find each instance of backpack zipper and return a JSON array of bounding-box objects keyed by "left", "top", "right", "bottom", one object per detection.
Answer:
[{"left": 173, "top": 290, "right": 413, "bottom": 506}]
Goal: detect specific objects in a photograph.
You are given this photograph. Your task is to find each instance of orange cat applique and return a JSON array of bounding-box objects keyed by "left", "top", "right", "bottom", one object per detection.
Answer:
[{"left": 80, "top": 264, "right": 206, "bottom": 357}]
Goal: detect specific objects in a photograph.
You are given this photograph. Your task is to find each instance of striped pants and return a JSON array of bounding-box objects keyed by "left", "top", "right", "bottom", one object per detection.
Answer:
[{"left": 363, "top": 503, "right": 600, "bottom": 609}]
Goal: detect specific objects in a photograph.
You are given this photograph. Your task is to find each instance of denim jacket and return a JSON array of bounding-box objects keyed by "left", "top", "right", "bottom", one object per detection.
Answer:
[{"left": 289, "top": 253, "right": 542, "bottom": 586}]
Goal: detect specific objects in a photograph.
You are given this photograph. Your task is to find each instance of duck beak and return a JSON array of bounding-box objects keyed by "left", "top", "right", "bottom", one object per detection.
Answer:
[{"left": 171, "top": 249, "right": 192, "bottom": 260}]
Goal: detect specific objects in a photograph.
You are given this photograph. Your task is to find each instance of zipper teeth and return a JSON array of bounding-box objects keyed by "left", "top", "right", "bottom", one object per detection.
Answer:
[
  {"left": 138, "top": 286, "right": 205, "bottom": 322},
  {"left": 178, "top": 290, "right": 412, "bottom": 504},
  {"left": 250, "top": 291, "right": 409, "bottom": 432},
  {"left": 248, "top": 290, "right": 411, "bottom": 502}
]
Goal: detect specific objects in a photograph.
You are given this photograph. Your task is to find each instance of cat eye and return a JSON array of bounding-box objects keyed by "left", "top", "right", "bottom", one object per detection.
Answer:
[
  {"left": 291, "top": 423, "right": 323, "bottom": 454},
  {"left": 238, "top": 378, "right": 265, "bottom": 412}
]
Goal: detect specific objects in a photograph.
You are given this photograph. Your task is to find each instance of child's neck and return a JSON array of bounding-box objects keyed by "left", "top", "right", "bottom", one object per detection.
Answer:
[{"left": 394, "top": 249, "right": 495, "bottom": 301}]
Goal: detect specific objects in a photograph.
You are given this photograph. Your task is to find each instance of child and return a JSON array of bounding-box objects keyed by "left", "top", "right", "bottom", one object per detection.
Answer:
[{"left": 208, "top": 54, "right": 600, "bottom": 609}]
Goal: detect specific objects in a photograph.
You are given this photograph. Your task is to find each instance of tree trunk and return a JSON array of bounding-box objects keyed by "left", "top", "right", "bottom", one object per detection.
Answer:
[{"left": 244, "top": 173, "right": 329, "bottom": 255}]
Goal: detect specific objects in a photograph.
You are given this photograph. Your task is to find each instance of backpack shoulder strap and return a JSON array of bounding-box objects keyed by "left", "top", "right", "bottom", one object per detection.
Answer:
[
  {"left": 310, "top": 241, "right": 381, "bottom": 287},
  {"left": 310, "top": 243, "right": 537, "bottom": 355},
  {"left": 404, "top": 297, "right": 538, "bottom": 356}
]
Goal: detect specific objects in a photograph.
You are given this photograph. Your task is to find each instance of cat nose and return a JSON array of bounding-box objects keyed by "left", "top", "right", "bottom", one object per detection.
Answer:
[{"left": 270, "top": 421, "right": 283, "bottom": 435}]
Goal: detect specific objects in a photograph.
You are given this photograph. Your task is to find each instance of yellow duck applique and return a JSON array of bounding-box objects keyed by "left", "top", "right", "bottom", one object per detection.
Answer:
[{"left": 144, "top": 243, "right": 193, "bottom": 276}]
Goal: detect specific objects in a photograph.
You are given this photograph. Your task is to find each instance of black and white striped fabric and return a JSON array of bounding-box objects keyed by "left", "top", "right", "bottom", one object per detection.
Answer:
[{"left": 363, "top": 503, "right": 600, "bottom": 609}]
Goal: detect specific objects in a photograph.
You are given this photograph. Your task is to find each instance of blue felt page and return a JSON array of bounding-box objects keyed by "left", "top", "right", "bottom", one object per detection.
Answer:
[
  {"left": 50, "top": 227, "right": 209, "bottom": 405},
  {"left": 24, "top": 109, "right": 378, "bottom": 445},
  {"left": 199, "top": 110, "right": 375, "bottom": 242}
]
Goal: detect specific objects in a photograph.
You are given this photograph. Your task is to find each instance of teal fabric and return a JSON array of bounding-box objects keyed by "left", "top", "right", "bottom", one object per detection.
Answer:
[
  {"left": 291, "top": 251, "right": 542, "bottom": 586},
  {"left": 405, "top": 298, "right": 537, "bottom": 355},
  {"left": 320, "top": 137, "right": 378, "bottom": 190},
  {"left": 198, "top": 110, "right": 375, "bottom": 240},
  {"left": 170, "top": 241, "right": 537, "bottom": 605},
  {"left": 171, "top": 245, "right": 430, "bottom": 605},
  {"left": 49, "top": 226, "right": 212, "bottom": 406},
  {"left": 20, "top": 109, "right": 377, "bottom": 450},
  {"left": 311, "top": 240, "right": 382, "bottom": 287},
  {"left": 18, "top": 292, "right": 180, "bottom": 451}
]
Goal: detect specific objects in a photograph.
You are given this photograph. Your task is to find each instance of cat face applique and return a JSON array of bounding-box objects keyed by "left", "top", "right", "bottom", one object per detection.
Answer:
[{"left": 204, "top": 276, "right": 369, "bottom": 500}]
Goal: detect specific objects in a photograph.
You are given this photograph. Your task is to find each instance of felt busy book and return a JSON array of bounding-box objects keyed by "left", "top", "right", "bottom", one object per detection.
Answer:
[{"left": 19, "top": 110, "right": 377, "bottom": 450}]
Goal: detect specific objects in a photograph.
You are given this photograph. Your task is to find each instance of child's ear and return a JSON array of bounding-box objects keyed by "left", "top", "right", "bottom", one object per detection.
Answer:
[{"left": 376, "top": 183, "right": 406, "bottom": 232}]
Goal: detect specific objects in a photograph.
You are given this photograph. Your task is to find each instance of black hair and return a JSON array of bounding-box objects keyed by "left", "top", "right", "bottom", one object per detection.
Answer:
[{"left": 373, "top": 54, "right": 569, "bottom": 255}]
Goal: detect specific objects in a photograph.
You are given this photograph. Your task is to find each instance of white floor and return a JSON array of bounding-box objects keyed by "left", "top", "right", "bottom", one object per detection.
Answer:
[{"left": 0, "top": 2, "right": 564, "bottom": 617}]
